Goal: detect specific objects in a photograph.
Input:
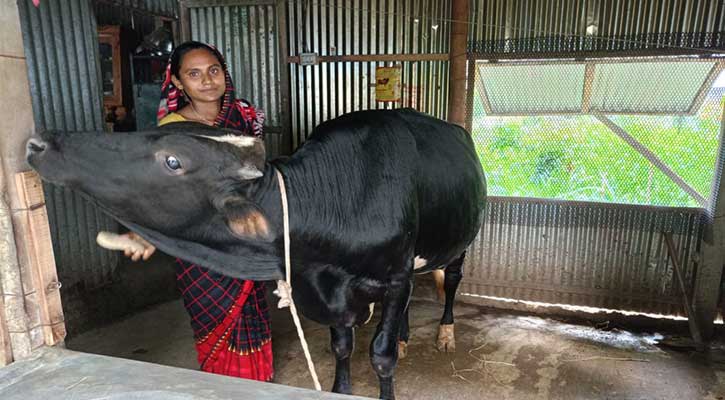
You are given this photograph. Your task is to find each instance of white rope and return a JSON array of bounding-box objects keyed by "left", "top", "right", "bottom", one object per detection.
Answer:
[
  {"left": 96, "top": 170, "right": 322, "bottom": 391},
  {"left": 274, "top": 168, "right": 322, "bottom": 391}
]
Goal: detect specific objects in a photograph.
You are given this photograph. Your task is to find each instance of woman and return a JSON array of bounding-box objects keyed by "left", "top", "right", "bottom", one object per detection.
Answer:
[{"left": 125, "top": 41, "right": 273, "bottom": 381}]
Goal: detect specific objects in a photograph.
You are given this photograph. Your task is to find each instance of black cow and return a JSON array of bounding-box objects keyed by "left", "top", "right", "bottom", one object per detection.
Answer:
[{"left": 26, "top": 109, "right": 486, "bottom": 399}]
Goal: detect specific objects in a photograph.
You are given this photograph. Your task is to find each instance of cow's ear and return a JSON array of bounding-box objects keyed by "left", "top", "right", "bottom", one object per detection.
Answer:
[{"left": 215, "top": 197, "right": 272, "bottom": 241}]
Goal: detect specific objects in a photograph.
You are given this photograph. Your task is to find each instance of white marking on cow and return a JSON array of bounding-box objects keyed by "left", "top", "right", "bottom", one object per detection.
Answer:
[
  {"left": 200, "top": 134, "right": 257, "bottom": 148},
  {"left": 414, "top": 256, "right": 428, "bottom": 270},
  {"left": 365, "top": 303, "right": 375, "bottom": 324}
]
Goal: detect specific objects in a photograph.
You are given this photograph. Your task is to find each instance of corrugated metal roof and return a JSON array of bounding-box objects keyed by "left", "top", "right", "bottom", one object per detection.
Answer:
[
  {"left": 94, "top": 0, "right": 178, "bottom": 18},
  {"left": 469, "top": 0, "right": 725, "bottom": 55}
]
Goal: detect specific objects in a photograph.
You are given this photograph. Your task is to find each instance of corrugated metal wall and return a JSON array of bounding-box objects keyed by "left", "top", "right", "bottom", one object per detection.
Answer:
[
  {"left": 94, "top": 0, "right": 178, "bottom": 17},
  {"left": 462, "top": 0, "right": 722, "bottom": 316},
  {"left": 462, "top": 198, "right": 703, "bottom": 316},
  {"left": 95, "top": 2, "right": 159, "bottom": 36},
  {"left": 17, "top": 0, "right": 120, "bottom": 289},
  {"left": 469, "top": 0, "right": 725, "bottom": 54},
  {"left": 180, "top": 0, "right": 719, "bottom": 318},
  {"left": 189, "top": 2, "right": 284, "bottom": 157},
  {"left": 286, "top": 0, "right": 451, "bottom": 144}
]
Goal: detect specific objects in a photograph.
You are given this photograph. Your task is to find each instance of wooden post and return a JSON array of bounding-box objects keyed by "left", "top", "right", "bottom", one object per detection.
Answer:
[
  {"left": 14, "top": 171, "right": 65, "bottom": 347},
  {"left": 1, "top": 0, "right": 35, "bottom": 362},
  {"left": 0, "top": 287, "right": 11, "bottom": 366},
  {"left": 277, "top": 0, "right": 292, "bottom": 155},
  {"left": 0, "top": 194, "right": 33, "bottom": 362},
  {"left": 446, "top": 0, "right": 469, "bottom": 127},
  {"left": 178, "top": 0, "right": 191, "bottom": 42}
]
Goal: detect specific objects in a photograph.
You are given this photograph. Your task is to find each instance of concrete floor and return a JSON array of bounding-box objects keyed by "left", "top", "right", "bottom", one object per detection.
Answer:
[
  {"left": 0, "top": 347, "right": 367, "bottom": 400},
  {"left": 66, "top": 286, "right": 725, "bottom": 400}
]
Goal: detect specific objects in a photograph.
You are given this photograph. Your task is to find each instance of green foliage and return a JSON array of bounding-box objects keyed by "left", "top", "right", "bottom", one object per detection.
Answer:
[
  {"left": 532, "top": 150, "right": 565, "bottom": 184},
  {"left": 471, "top": 104, "right": 721, "bottom": 207},
  {"left": 489, "top": 127, "right": 521, "bottom": 151}
]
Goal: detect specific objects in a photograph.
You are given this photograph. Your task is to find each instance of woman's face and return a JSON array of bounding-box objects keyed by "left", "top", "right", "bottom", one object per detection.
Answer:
[{"left": 172, "top": 48, "right": 226, "bottom": 104}]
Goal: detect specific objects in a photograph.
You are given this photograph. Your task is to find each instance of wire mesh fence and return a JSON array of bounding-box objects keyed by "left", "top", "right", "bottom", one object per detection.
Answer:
[
  {"left": 467, "top": 57, "right": 725, "bottom": 212},
  {"left": 460, "top": 51, "right": 723, "bottom": 316}
]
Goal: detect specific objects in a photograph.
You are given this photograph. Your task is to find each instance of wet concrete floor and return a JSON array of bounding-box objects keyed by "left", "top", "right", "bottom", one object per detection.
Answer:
[{"left": 67, "top": 285, "right": 725, "bottom": 400}]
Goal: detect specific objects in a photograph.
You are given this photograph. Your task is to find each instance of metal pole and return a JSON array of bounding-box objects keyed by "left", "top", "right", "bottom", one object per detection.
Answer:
[{"left": 694, "top": 91, "right": 725, "bottom": 340}]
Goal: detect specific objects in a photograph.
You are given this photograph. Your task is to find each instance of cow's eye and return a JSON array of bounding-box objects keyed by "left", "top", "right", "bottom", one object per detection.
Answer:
[{"left": 165, "top": 155, "right": 182, "bottom": 170}]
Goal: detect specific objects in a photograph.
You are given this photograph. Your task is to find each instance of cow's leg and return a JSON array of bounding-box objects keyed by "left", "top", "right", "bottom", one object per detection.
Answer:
[
  {"left": 397, "top": 308, "right": 409, "bottom": 359},
  {"left": 330, "top": 326, "right": 354, "bottom": 394},
  {"left": 370, "top": 274, "right": 413, "bottom": 400},
  {"left": 437, "top": 252, "right": 465, "bottom": 353}
]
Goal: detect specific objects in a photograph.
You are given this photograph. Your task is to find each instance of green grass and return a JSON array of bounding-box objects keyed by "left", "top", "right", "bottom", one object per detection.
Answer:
[{"left": 471, "top": 97, "right": 723, "bottom": 207}]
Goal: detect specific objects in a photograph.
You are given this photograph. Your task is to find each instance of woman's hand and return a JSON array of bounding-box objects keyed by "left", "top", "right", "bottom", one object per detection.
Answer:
[{"left": 123, "top": 232, "right": 156, "bottom": 261}]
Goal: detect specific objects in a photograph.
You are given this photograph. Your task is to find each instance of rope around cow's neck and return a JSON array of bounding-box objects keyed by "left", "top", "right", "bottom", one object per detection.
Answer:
[{"left": 274, "top": 168, "right": 322, "bottom": 391}]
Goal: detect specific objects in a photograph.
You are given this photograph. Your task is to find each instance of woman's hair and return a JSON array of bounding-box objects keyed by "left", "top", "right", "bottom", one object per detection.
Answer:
[{"left": 169, "top": 41, "right": 224, "bottom": 78}]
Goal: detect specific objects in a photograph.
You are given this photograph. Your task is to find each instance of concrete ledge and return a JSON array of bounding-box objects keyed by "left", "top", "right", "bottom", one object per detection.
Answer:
[{"left": 0, "top": 347, "right": 369, "bottom": 400}]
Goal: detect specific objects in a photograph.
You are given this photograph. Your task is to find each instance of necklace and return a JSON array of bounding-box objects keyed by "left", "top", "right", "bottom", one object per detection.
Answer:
[{"left": 189, "top": 101, "right": 217, "bottom": 125}]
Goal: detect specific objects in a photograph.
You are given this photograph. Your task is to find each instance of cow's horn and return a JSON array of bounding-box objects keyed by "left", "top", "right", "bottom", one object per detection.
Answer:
[
  {"left": 201, "top": 134, "right": 258, "bottom": 149},
  {"left": 237, "top": 165, "right": 263, "bottom": 180}
]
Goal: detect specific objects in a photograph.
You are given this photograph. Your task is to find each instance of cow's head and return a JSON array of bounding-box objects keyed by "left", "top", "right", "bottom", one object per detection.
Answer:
[{"left": 25, "top": 123, "right": 268, "bottom": 242}]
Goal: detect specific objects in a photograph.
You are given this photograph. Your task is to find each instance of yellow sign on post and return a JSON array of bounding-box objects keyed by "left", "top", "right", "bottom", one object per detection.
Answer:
[{"left": 375, "top": 66, "right": 402, "bottom": 102}]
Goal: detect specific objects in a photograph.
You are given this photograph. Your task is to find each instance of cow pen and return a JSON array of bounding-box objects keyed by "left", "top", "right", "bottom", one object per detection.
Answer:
[{"left": 1, "top": 1, "right": 725, "bottom": 399}]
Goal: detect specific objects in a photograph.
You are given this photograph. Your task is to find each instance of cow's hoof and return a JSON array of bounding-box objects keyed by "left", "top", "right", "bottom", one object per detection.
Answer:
[
  {"left": 436, "top": 324, "right": 455, "bottom": 352},
  {"left": 398, "top": 340, "right": 408, "bottom": 359}
]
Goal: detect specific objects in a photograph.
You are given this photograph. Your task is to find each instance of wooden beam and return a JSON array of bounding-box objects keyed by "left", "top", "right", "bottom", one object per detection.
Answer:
[
  {"left": 595, "top": 115, "right": 708, "bottom": 207},
  {"left": 446, "top": 0, "right": 468, "bottom": 127},
  {"left": 286, "top": 53, "right": 450, "bottom": 64},
  {"left": 474, "top": 65, "right": 494, "bottom": 116},
  {"left": 185, "top": 0, "right": 276, "bottom": 7},
  {"left": 462, "top": 277, "right": 683, "bottom": 304},
  {"left": 470, "top": 47, "right": 721, "bottom": 61},
  {"left": 688, "top": 61, "right": 725, "bottom": 114},
  {"left": 14, "top": 171, "right": 65, "bottom": 347},
  {"left": 276, "top": 0, "right": 292, "bottom": 154},
  {"left": 581, "top": 63, "right": 595, "bottom": 113},
  {"left": 0, "top": 293, "right": 10, "bottom": 366},
  {"left": 178, "top": 0, "right": 191, "bottom": 42}
]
